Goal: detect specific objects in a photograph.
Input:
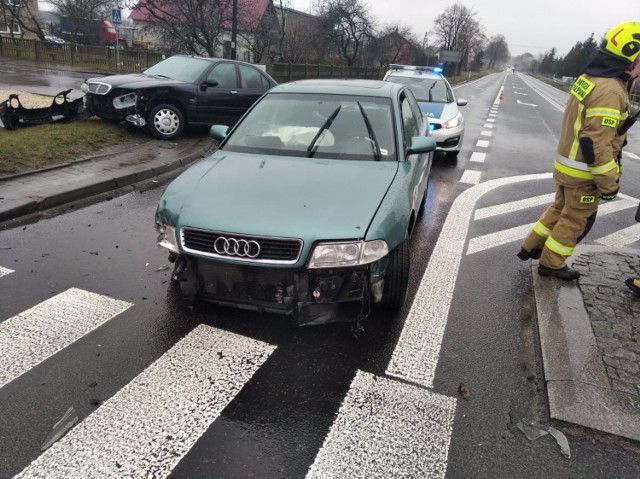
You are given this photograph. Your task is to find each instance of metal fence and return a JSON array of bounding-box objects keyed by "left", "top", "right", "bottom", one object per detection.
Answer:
[
  {"left": 0, "top": 37, "right": 388, "bottom": 82},
  {"left": 0, "top": 37, "right": 164, "bottom": 73}
]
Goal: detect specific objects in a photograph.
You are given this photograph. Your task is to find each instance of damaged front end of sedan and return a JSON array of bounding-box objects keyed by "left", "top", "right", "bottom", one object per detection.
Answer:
[
  {"left": 155, "top": 222, "right": 389, "bottom": 326},
  {"left": 0, "top": 89, "right": 85, "bottom": 130},
  {"left": 81, "top": 81, "right": 150, "bottom": 127}
]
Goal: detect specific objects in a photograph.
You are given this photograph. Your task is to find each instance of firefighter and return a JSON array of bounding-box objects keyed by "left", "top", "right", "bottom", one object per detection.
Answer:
[{"left": 518, "top": 21, "right": 640, "bottom": 280}]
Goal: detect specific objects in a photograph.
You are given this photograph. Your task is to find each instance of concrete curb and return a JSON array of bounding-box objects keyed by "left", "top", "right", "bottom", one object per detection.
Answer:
[
  {"left": 0, "top": 143, "right": 212, "bottom": 224},
  {"left": 533, "top": 245, "right": 640, "bottom": 441}
]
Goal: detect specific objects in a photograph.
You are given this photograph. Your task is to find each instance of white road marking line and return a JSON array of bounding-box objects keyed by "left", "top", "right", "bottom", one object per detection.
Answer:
[
  {"left": 307, "top": 371, "right": 456, "bottom": 479},
  {"left": 488, "top": 113, "right": 497, "bottom": 117},
  {"left": 469, "top": 152, "right": 486, "bottom": 163},
  {"left": 519, "top": 75, "right": 566, "bottom": 111},
  {"left": 386, "top": 173, "right": 552, "bottom": 388},
  {"left": 481, "top": 130, "right": 492, "bottom": 136},
  {"left": 476, "top": 140, "right": 490, "bottom": 147},
  {"left": 474, "top": 193, "right": 555, "bottom": 220},
  {"left": 16, "top": 325, "right": 276, "bottom": 479},
  {"left": 0, "top": 288, "right": 132, "bottom": 389},
  {"left": 486, "top": 118, "right": 496, "bottom": 123},
  {"left": 467, "top": 197, "right": 637, "bottom": 255},
  {"left": 483, "top": 123, "right": 494, "bottom": 128},
  {"left": 0, "top": 266, "right": 14, "bottom": 278},
  {"left": 460, "top": 170, "right": 482, "bottom": 185},
  {"left": 624, "top": 151, "right": 640, "bottom": 160},
  {"left": 517, "top": 100, "right": 538, "bottom": 107},
  {"left": 596, "top": 223, "right": 640, "bottom": 247},
  {"left": 514, "top": 92, "right": 529, "bottom": 95}
]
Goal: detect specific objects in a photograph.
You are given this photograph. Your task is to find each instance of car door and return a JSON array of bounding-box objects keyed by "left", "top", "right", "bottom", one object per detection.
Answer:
[
  {"left": 196, "top": 62, "right": 240, "bottom": 126},
  {"left": 231, "top": 64, "right": 273, "bottom": 123},
  {"left": 401, "top": 89, "right": 431, "bottom": 214}
]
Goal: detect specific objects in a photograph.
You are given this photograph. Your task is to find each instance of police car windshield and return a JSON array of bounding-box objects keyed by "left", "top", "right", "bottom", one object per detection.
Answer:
[{"left": 386, "top": 75, "right": 453, "bottom": 103}]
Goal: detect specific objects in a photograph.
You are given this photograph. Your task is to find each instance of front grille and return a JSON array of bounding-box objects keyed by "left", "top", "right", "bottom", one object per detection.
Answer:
[
  {"left": 437, "top": 136, "right": 460, "bottom": 148},
  {"left": 87, "top": 82, "right": 112, "bottom": 95},
  {"left": 197, "top": 260, "right": 296, "bottom": 306},
  {"left": 182, "top": 228, "right": 303, "bottom": 264}
]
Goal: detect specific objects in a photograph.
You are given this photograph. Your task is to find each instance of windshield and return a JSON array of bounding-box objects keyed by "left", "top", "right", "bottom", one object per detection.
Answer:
[
  {"left": 386, "top": 75, "right": 453, "bottom": 103},
  {"left": 223, "top": 93, "right": 397, "bottom": 161},
  {"left": 143, "top": 56, "right": 211, "bottom": 83}
]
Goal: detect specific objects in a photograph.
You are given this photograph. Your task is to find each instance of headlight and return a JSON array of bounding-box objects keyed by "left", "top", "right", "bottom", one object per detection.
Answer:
[
  {"left": 308, "top": 240, "right": 389, "bottom": 269},
  {"left": 156, "top": 224, "right": 179, "bottom": 253},
  {"left": 80, "top": 82, "right": 89, "bottom": 93},
  {"left": 444, "top": 112, "right": 463, "bottom": 129},
  {"left": 113, "top": 93, "right": 137, "bottom": 110}
]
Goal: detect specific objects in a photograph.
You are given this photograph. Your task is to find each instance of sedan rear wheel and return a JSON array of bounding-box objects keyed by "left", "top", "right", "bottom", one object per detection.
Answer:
[
  {"left": 148, "top": 104, "right": 184, "bottom": 140},
  {"left": 379, "top": 240, "right": 409, "bottom": 310}
]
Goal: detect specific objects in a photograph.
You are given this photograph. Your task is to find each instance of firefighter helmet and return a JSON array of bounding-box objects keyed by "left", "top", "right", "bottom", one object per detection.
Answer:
[{"left": 601, "top": 22, "right": 640, "bottom": 64}]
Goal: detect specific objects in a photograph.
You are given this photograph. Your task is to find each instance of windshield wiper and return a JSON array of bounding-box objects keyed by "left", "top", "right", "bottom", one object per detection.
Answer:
[
  {"left": 428, "top": 81, "right": 437, "bottom": 102},
  {"left": 356, "top": 101, "right": 381, "bottom": 161},
  {"left": 307, "top": 105, "right": 342, "bottom": 158}
]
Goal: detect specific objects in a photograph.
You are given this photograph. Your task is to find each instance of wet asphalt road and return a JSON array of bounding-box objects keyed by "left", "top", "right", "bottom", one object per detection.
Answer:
[{"left": 1, "top": 64, "right": 640, "bottom": 477}]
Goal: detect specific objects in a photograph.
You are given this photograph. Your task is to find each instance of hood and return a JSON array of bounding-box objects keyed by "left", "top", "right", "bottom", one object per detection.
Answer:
[
  {"left": 418, "top": 101, "right": 457, "bottom": 123},
  {"left": 87, "top": 74, "right": 186, "bottom": 90},
  {"left": 584, "top": 50, "right": 632, "bottom": 80},
  {"left": 157, "top": 151, "right": 399, "bottom": 243}
]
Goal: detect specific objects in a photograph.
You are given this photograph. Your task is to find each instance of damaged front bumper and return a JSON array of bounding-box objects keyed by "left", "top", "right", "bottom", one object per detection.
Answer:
[
  {"left": 0, "top": 89, "right": 85, "bottom": 130},
  {"left": 172, "top": 254, "right": 375, "bottom": 326}
]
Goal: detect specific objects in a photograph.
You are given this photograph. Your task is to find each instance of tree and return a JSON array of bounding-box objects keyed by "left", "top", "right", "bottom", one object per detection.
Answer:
[
  {"left": 0, "top": 0, "right": 47, "bottom": 40},
  {"left": 314, "top": 0, "right": 375, "bottom": 65},
  {"left": 369, "top": 24, "right": 419, "bottom": 66},
  {"left": 556, "top": 33, "right": 598, "bottom": 77},
  {"left": 485, "top": 34, "right": 509, "bottom": 69},
  {"left": 432, "top": 3, "right": 484, "bottom": 73},
  {"left": 539, "top": 48, "right": 559, "bottom": 75}
]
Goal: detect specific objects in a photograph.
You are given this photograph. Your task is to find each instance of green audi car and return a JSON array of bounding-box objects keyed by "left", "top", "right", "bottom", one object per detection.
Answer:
[{"left": 155, "top": 79, "right": 436, "bottom": 325}]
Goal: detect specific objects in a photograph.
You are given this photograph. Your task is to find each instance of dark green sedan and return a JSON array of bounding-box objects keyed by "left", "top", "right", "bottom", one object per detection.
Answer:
[{"left": 155, "top": 79, "right": 436, "bottom": 325}]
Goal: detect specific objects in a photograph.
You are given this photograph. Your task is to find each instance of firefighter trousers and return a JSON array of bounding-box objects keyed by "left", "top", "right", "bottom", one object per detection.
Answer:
[{"left": 522, "top": 184, "right": 599, "bottom": 269}]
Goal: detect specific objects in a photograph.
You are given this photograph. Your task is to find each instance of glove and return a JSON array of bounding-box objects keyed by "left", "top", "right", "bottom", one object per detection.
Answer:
[{"left": 600, "top": 188, "right": 618, "bottom": 201}]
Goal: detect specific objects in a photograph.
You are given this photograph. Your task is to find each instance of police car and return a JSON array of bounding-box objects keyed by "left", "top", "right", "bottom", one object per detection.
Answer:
[{"left": 383, "top": 64, "right": 467, "bottom": 157}]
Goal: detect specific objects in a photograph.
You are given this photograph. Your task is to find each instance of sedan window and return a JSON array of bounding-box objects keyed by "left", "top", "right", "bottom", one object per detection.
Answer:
[
  {"left": 386, "top": 75, "right": 453, "bottom": 103},
  {"left": 239, "top": 65, "right": 265, "bottom": 89},
  {"left": 223, "top": 93, "right": 396, "bottom": 161},
  {"left": 207, "top": 63, "right": 238, "bottom": 88},
  {"left": 143, "top": 56, "right": 211, "bottom": 83}
]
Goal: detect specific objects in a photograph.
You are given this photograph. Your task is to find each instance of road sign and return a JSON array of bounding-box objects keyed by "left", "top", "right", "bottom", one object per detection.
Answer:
[{"left": 111, "top": 8, "right": 122, "bottom": 25}]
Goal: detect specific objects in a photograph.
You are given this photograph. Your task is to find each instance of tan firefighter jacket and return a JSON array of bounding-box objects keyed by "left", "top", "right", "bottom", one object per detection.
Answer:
[{"left": 554, "top": 74, "right": 629, "bottom": 195}]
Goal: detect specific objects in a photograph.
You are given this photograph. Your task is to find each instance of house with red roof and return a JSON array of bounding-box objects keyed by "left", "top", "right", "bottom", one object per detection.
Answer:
[{"left": 129, "top": 0, "right": 280, "bottom": 62}]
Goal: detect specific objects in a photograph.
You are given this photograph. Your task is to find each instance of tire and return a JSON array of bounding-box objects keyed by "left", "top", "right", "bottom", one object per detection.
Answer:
[
  {"left": 445, "top": 150, "right": 459, "bottom": 159},
  {"left": 380, "top": 240, "right": 409, "bottom": 310},
  {"left": 148, "top": 103, "right": 184, "bottom": 140}
]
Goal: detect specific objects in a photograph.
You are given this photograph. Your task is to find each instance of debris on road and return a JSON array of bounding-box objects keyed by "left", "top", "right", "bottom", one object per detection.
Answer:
[
  {"left": 0, "top": 89, "right": 84, "bottom": 130},
  {"left": 548, "top": 426, "right": 571, "bottom": 459},
  {"left": 515, "top": 420, "right": 549, "bottom": 441},
  {"left": 458, "top": 383, "right": 471, "bottom": 399},
  {"left": 40, "top": 406, "right": 79, "bottom": 451}
]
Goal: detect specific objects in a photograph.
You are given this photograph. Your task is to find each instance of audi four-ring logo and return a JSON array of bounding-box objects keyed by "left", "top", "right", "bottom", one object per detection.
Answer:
[{"left": 213, "top": 237, "right": 261, "bottom": 258}]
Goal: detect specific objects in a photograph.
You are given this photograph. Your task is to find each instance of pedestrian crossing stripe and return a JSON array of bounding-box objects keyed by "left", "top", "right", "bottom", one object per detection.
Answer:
[
  {"left": 0, "top": 265, "right": 14, "bottom": 278},
  {"left": 16, "top": 325, "right": 276, "bottom": 478},
  {"left": 0, "top": 288, "right": 132, "bottom": 389},
  {"left": 307, "top": 371, "right": 455, "bottom": 479},
  {"left": 467, "top": 193, "right": 639, "bottom": 255}
]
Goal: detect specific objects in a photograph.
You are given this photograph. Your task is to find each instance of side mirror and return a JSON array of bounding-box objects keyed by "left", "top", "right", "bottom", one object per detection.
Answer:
[
  {"left": 457, "top": 98, "right": 468, "bottom": 106},
  {"left": 407, "top": 136, "right": 436, "bottom": 156},
  {"left": 200, "top": 80, "right": 219, "bottom": 90},
  {"left": 210, "top": 124, "right": 230, "bottom": 141}
]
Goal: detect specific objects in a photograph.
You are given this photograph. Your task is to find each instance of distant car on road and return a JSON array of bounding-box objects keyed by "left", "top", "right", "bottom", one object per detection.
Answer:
[
  {"left": 81, "top": 55, "right": 277, "bottom": 140},
  {"left": 383, "top": 64, "right": 467, "bottom": 157},
  {"left": 154, "top": 79, "right": 437, "bottom": 325}
]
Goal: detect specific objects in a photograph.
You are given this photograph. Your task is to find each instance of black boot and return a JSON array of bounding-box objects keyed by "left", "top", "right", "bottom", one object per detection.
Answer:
[
  {"left": 517, "top": 248, "right": 542, "bottom": 261},
  {"left": 624, "top": 278, "right": 640, "bottom": 296},
  {"left": 538, "top": 264, "right": 580, "bottom": 280}
]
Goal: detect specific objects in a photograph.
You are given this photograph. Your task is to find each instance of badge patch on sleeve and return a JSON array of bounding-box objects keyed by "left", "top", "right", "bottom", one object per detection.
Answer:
[
  {"left": 602, "top": 117, "right": 618, "bottom": 128},
  {"left": 580, "top": 195, "right": 596, "bottom": 204}
]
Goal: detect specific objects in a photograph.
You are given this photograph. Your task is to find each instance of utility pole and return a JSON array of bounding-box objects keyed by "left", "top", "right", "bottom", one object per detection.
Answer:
[{"left": 231, "top": 0, "right": 238, "bottom": 60}]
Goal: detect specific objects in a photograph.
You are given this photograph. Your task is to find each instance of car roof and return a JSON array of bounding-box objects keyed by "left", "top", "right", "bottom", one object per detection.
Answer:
[
  {"left": 269, "top": 79, "right": 402, "bottom": 97},
  {"left": 169, "top": 55, "right": 260, "bottom": 68},
  {"left": 384, "top": 64, "right": 444, "bottom": 80}
]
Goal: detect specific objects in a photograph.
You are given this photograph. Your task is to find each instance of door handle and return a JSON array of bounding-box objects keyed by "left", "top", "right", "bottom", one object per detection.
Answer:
[{"left": 230, "top": 90, "right": 238, "bottom": 94}]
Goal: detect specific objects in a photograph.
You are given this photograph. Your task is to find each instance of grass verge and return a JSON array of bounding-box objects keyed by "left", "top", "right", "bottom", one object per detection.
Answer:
[{"left": 0, "top": 118, "right": 149, "bottom": 175}]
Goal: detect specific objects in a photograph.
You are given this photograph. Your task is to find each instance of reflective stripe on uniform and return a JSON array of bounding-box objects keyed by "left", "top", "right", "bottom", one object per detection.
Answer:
[
  {"left": 555, "top": 155, "right": 593, "bottom": 179},
  {"left": 585, "top": 107, "right": 622, "bottom": 119},
  {"left": 588, "top": 159, "right": 618, "bottom": 175},
  {"left": 533, "top": 221, "right": 552, "bottom": 238},
  {"left": 545, "top": 235, "right": 575, "bottom": 257},
  {"left": 568, "top": 103, "right": 584, "bottom": 160}
]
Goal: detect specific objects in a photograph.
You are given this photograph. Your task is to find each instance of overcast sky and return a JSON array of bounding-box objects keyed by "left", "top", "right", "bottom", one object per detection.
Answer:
[{"left": 289, "top": 0, "right": 640, "bottom": 58}]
